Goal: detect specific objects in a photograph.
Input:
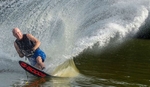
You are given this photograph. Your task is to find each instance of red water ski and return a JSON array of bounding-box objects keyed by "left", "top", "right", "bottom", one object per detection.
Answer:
[{"left": 19, "top": 61, "right": 51, "bottom": 77}]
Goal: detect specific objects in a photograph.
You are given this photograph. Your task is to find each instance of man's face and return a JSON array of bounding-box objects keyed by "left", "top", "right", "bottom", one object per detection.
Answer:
[{"left": 13, "top": 28, "right": 23, "bottom": 40}]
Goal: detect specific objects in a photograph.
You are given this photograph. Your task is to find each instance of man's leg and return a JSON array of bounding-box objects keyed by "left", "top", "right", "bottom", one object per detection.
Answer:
[{"left": 36, "top": 56, "right": 45, "bottom": 70}]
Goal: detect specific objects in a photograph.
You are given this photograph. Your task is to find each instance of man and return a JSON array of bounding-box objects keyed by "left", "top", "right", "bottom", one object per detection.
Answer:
[{"left": 12, "top": 27, "right": 46, "bottom": 70}]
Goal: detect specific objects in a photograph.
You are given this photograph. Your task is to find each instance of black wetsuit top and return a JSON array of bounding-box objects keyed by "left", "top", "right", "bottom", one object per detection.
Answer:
[{"left": 15, "top": 34, "right": 35, "bottom": 57}]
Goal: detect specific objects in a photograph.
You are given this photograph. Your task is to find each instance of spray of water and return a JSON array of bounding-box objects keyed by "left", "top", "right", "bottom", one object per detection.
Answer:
[{"left": 0, "top": 0, "right": 149, "bottom": 74}]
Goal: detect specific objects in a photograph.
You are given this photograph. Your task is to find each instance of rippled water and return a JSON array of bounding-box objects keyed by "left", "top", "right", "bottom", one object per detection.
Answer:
[{"left": 0, "top": 0, "right": 150, "bottom": 86}]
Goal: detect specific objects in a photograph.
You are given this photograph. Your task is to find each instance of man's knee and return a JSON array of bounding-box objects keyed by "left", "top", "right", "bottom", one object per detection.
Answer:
[{"left": 36, "top": 56, "right": 43, "bottom": 63}]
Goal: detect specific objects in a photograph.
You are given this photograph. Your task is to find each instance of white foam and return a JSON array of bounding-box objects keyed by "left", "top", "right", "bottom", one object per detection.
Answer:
[{"left": 0, "top": 0, "right": 149, "bottom": 69}]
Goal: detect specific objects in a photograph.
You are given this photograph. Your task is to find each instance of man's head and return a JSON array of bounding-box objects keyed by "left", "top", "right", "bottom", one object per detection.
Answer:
[{"left": 12, "top": 27, "right": 23, "bottom": 40}]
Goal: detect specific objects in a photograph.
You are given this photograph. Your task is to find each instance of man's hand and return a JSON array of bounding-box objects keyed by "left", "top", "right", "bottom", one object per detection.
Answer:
[{"left": 19, "top": 50, "right": 24, "bottom": 58}]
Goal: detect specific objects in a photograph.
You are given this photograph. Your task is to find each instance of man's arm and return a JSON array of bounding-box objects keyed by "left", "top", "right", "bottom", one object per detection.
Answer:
[
  {"left": 14, "top": 42, "right": 24, "bottom": 58},
  {"left": 26, "top": 34, "right": 41, "bottom": 51}
]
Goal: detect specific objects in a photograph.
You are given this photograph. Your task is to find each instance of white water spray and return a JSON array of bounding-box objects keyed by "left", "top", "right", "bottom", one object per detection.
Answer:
[{"left": 0, "top": 0, "right": 149, "bottom": 71}]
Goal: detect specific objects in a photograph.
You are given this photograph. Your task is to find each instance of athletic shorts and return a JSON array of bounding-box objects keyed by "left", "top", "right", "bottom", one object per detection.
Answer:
[{"left": 28, "top": 48, "right": 46, "bottom": 66}]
